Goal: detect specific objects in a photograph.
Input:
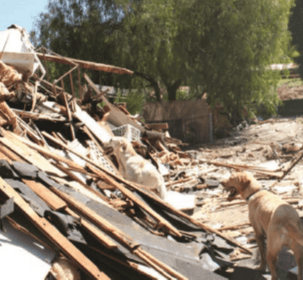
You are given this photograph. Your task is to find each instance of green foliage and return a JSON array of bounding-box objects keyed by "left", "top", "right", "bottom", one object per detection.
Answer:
[
  {"left": 32, "top": 0, "right": 295, "bottom": 124},
  {"left": 112, "top": 0, "right": 295, "bottom": 123},
  {"left": 114, "top": 89, "right": 146, "bottom": 115},
  {"left": 31, "top": 0, "right": 122, "bottom": 90},
  {"left": 289, "top": 0, "right": 303, "bottom": 78}
]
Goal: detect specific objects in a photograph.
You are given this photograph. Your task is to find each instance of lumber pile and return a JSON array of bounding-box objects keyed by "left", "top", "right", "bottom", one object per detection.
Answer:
[
  {"left": 2, "top": 26, "right": 303, "bottom": 280},
  {"left": 0, "top": 26, "right": 248, "bottom": 280}
]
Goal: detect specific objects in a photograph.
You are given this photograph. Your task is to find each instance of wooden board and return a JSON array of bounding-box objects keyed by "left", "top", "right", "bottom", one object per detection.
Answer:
[
  {"left": 0, "top": 130, "right": 65, "bottom": 177},
  {"left": 22, "top": 179, "right": 67, "bottom": 211}
]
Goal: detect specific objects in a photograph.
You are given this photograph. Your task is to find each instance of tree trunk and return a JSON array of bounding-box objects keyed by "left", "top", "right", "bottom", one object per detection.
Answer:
[
  {"left": 166, "top": 79, "right": 182, "bottom": 101},
  {"left": 134, "top": 71, "right": 162, "bottom": 101}
]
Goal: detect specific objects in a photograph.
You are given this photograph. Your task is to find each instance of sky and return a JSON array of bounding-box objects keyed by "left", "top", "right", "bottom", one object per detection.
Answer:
[{"left": 0, "top": 0, "right": 49, "bottom": 33}]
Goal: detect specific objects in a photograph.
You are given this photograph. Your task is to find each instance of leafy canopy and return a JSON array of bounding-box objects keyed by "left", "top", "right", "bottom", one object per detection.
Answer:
[{"left": 32, "top": 0, "right": 295, "bottom": 123}]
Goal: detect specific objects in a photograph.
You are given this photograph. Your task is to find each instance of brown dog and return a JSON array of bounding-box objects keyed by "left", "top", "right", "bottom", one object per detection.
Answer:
[{"left": 221, "top": 172, "right": 303, "bottom": 280}]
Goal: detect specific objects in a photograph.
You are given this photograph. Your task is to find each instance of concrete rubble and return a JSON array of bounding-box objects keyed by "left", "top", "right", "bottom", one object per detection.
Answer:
[{"left": 0, "top": 25, "right": 302, "bottom": 280}]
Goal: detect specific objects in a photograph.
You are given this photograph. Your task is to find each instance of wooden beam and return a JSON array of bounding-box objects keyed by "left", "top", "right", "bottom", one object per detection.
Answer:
[
  {"left": 37, "top": 53, "right": 134, "bottom": 75},
  {"left": 145, "top": 123, "right": 169, "bottom": 130},
  {"left": 0, "top": 132, "right": 65, "bottom": 177},
  {"left": 48, "top": 185, "right": 187, "bottom": 280},
  {"left": 83, "top": 73, "right": 145, "bottom": 133},
  {"left": 0, "top": 177, "right": 109, "bottom": 280},
  {"left": 22, "top": 179, "right": 66, "bottom": 211},
  {"left": 14, "top": 130, "right": 251, "bottom": 253},
  {"left": 40, "top": 131, "right": 181, "bottom": 237}
]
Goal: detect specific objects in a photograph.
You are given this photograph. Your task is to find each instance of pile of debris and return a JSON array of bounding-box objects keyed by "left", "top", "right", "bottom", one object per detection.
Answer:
[{"left": 0, "top": 25, "right": 254, "bottom": 280}]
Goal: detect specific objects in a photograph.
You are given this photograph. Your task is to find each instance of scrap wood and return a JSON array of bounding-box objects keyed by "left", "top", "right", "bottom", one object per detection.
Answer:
[
  {"left": 284, "top": 198, "right": 300, "bottom": 204},
  {"left": 0, "top": 130, "right": 65, "bottom": 177},
  {"left": 48, "top": 185, "right": 187, "bottom": 280},
  {"left": 270, "top": 150, "right": 303, "bottom": 190},
  {"left": 0, "top": 102, "right": 22, "bottom": 134},
  {"left": 0, "top": 143, "right": 23, "bottom": 162},
  {"left": 0, "top": 60, "right": 22, "bottom": 87},
  {"left": 83, "top": 73, "right": 145, "bottom": 133},
  {"left": 22, "top": 179, "right": 66, "bottom": 211},
  {"left": 219, "top": 200, "right": 247, "bottom": 208},
  {"left": 37, "top": 52, "right": 134, "bottom": 75},
  {"left": 87, "top": 164, "right": 182, "bottom": 238},
  {"left": 22, "top": 178, "right": 117, "bottom": 250},
  {"left": 217, "top": 222, "right": 251, "bottom": 231},
  {"left": 13, "top": 109, "right": 66, "bottom": 122},
  {"left": 145, "top": 123, "right": 169, "bottom": 131},
  {"left": 165, "top": 177, "right": 193, "bottom": 187},
  {"left": 0, "top": 82, "right": 14, "bottom": 102},
  {"left": 230, "top": 249, "right": 252, "bottom": 261},
  {"left": 101, "top": 170, "right": 253, "bottom": 254},
  {"left": 199, "top": 159, "right": 283, "bottom": 178},
  {"left": 33, "top": 75, "right": 72, "bottom": 99},
  {"left": 63, "top": 92, "right": 76, "bottom": 140},
  {"left": 40, "top": 131, "right": 182, "bottom": 237},
  {"left": 0, "top": 177, "right": 110, "bottom": 280}
]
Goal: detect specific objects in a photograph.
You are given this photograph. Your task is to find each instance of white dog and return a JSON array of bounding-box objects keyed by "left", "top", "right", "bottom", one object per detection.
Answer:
[{"left": 105, "top": 136, "right": 166, "bottom": 200}]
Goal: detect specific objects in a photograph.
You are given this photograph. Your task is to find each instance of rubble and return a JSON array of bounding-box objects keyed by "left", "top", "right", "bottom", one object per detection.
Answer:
[{"left": 1, "top": 25, "right": 303, "bottom": 280}]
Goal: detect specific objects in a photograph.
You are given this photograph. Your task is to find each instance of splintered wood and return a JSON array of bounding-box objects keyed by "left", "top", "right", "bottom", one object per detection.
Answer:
[{"left": 5, "top": 48, "right": 303, "bottom": 280}]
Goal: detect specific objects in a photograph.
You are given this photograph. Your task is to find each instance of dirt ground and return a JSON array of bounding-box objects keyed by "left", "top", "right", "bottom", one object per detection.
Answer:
[{"left": 187, "top": 117, "right": 303, "bottom": 278}]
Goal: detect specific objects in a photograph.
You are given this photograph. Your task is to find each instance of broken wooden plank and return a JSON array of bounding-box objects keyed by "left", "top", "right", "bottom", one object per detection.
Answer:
[
  {"left": 86, "top": 164, "right": 182, "bottom": 238},
  {"left": 12, "top": 109, "right": 66, "bottom": 122},
  {"left": 199, "top": 159, "right": 283, "bottom": 178},
  {"left": 73, "top": 103, "right": 113, "bottom": 144},
  {"left": 62, "top": 93, "right": 76, "bottom": 140},
  {"left": 22, "top": 179, "right": 66, "bottom": 211},
  {"left": 47, "top": 185, "right": 187, "bottom": 280},
  {"left": 88, "top": 164, "right": 253, "bottom": 254},
  {"left": 0, "top": 177, "right": 109, "bottom": 280},
  {"left": 0, "top": 144, "right": 23, "bottom": 162},
  {"left": 0, "top": 130, "right": 65, "bottom": 177},
  {"left": 65, "top": 208, "right": 118, "bottom": 250},
  {"left": 217, "top": 223, "right": 251, "bottom": 231},
  {"left": 37, "top": 52, "right": 134, "bottom": 75},
  {"left": 270, "top": 150, "right": 303, "bottom": 189},
  {"left": 165, "top": 177, "right": 193, "bottom": 187},
  {"left": 145, "top": 123, "right": 169, "bottom": 130},
  {"left": 83, "top": 73, "right": 145, "bottom": 133}
]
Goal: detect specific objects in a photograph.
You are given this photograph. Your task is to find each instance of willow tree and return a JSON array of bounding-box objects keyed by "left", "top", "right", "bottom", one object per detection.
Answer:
[
  {"left": 33, "top": 0, "right": 295, "bottom": 123},
  {"left": 112, "top": 0, "right": 294, "bottom": 122}
]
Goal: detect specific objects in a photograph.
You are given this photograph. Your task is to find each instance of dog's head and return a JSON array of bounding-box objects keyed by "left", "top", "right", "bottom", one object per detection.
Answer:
[
  {"left": 221, "top": 172, "right": 254, "bottom": 201},
  {"left": 103, "top": 136, "right": 128, "bottom": 155}
]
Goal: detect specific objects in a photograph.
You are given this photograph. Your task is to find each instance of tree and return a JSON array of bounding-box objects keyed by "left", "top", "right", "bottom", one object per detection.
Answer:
[
  {"left": 113, "top": 0, "right": 295, "bottom": 122},
  {"left": 32, "top": 0, "right": 295, "bottom": 124},
  {"left": 31, "top": 0, "right": 122, "bottom": 88},
  {"left": 289, "top": 0, "right": 303, "bottom": 77}
]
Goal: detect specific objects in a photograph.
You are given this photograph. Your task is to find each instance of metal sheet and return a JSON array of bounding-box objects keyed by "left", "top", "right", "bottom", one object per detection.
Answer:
[
  {"left": 0, "top": 218, "right": 56, "bottom": 280},
  {"left": 0, "top": 26, "right": 45, "bottom": 78}
]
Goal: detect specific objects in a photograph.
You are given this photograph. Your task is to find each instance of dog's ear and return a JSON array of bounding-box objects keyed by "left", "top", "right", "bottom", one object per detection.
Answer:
[
  {"left": 239, "top": 176, "right": 251, "bottom": 192},
  {"left": 119, "top": 139, "right": 127, "bottom": 152}
]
